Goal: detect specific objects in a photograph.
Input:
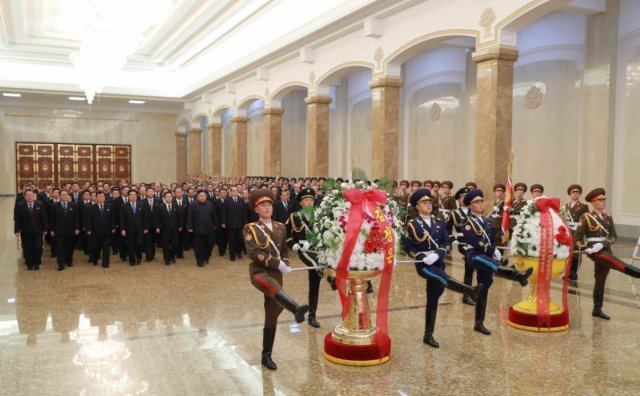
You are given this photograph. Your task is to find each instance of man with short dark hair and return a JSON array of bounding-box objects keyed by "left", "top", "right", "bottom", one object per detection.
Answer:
[
  {"left": 187, "top": 191, "right": 217, "bottom": 267},
  {"left": 120, "top": 190, "right": 148, "bottom": 266},
  {"left": 14, "top": 190, "right": 48, "bottom": 270},
  {"left": 156, "top": 191, "right": 182, "bottom": 265},
  {"left": 86, "top": 191, "right": 116, "bottom": 268},
  {"left": 50, "top": 190, "right": 79, "bottom": 270}
]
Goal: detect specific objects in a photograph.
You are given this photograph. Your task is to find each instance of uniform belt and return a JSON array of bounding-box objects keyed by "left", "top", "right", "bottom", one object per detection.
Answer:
[
  {"left": 587, "top": 237, "right": 605, "bottom": 242},
  {"left": 438, "top": 208, "right": 450, "bottom": 213}
]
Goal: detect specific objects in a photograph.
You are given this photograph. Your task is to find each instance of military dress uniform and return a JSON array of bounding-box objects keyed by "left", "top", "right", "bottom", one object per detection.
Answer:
[
  {"left": 574, "top": 188, "right": 640, "bottom": 320},
  {"left": 508, "top": 183, "right": 528, "bottom": 238},
  {"left": 489, "top": 183, "right": 506, "bottom": 245},
  {"left": 404, "top": 189, "right": 482, "bottom": 348},
  {"left": 445, "top": 188, "right": 475, "bottom": 305},
  {"left": 437, "top": 181, "right": 456, "bottom": 222},
  {"left": 244, "top": 190, "right": 308, "bottom": 370},
  {"left": 564, "top": 184, "right": 589, "bottom": 280},
  {"left": 462, "top": 190, "right": 532, "bottom": 335},
  {"left": 285, "top": 187, "right": 323, "bottom": 328}
]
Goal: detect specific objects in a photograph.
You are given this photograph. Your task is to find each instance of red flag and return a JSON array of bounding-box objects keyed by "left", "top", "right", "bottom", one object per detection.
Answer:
[{"left": 501, "top": 174, "right": 512, "bottom": 237}]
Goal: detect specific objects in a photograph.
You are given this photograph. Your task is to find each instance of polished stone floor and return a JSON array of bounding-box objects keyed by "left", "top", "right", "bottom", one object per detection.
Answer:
[{"left": 1, "top": 197, "right": 640, "bottom": 396}]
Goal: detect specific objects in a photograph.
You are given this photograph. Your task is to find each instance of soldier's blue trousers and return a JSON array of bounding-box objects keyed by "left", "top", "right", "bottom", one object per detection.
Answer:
[
  {"left": 415, "top": 261, "right": 449, "bottom": 310},
  {"left": 467, "top": 252, "right": 499, "bottom": 300}
]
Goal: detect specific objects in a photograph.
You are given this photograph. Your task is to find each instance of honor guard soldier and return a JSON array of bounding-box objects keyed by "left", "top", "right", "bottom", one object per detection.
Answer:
[
  {"left": 489, "top": 184, "right": 506, "bottom": 245},
  {"left": 437, "top": 181, "right": 456, "bottom": 222},
  {"left": 244, "top": 190, "right": 308, "bottom": 370},
  {"left": 446, "top": 187, "right": 475, "bottom": 305},
  {"left": 395, "top": 180, "right": 410, "bottom": 208},
  {"left": 530, "top": 184, "right": 544, "bottom": 199},
  {"left": 465, "top": 181, "right": 477, "bottom": 189},
  {"left": 565, "top": 184, "right": 589, "bottom": 280},
  {"left": 408, "top": 180, "right": 422, "bottom": 220},
  {"left": 431, "top": 181, "right": 441, "bottom": 214},
  {"left": 404, "top": 189, "right": 482, "bottom": 348},
  {"left": 286, "top": 187, "right": 323, "bottom": 328},
  {"left": 508, "top": 183, "right": 528, "bottom": 237},
  {"left": 574, "top": 188, "right": 640, "bottom": 320},
  {"left": 462, "top": 190, "right": 533, "bottom": 335}
]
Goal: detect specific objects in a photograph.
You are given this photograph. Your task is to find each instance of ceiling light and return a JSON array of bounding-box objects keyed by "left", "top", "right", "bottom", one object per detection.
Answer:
[
  {"left": 3, "top": 92, "right": 21, "bottom": 98},
  {"left": 69, "top": 96, "right": 86, "bottom": 101},
  {"left": 128, "top": 100, "right": 145, "bottom": 104}
]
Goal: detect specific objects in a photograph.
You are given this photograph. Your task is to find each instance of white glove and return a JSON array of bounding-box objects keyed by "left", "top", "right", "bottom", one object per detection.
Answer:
[
  {"left": 493, "top": 249, "right": 502, "bottom": 261},
  {"left": 292, "top": 243, "right": 301, "bottom": 252},
  {"left": 422, "top": 252, "right": 439, "bottom": 265},
  {"left": 591, "top": 243, "right": 604, "bottom": 253},
  {"left": 493, "top": 205, "right": 500, "bottom": 212},
  {"left": 278, "top": 260, "right": 291, "bottom": 274},
  {"left": 452, "top": 240, "right": 459, "bottom": 247},
  {"left": 302, "top": 241, "right": 311, "bottom": 251}
]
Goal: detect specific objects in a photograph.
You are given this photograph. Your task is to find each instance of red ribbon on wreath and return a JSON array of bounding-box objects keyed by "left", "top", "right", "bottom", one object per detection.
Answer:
[
  {"left": 534, "top": 197, "right": 573, "bottom": 328},
  {"left": 337, "top": 189, "right": 395, "bottom": 357}
]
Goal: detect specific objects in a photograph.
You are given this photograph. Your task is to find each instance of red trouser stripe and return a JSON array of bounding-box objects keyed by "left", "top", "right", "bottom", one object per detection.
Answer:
[
  {"left": 593, "top": 252, "right": 626, "bottom": 272},
  {"left": 252, "top": 274, "right": 277, "bottom": 296}
]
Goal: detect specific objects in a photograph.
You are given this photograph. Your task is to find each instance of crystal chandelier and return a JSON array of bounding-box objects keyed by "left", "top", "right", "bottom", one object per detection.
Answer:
[{"left": 68, "top": 0, "right": 172, "bottom": 104}]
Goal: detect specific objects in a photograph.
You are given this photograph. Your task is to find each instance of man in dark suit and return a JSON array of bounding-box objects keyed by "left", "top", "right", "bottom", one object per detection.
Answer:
[
  {"left": 173, "top": 187, "right": 188, "bottom": 258},
  {"left": 45, "top": 188, "right": 60, "bottom": 258},
  {"left": 272, "top": 189, "right": 292, "bottom": 224},
  {"left": 213, "top": 187, "right": 228, "bottom": 257},
  {"left": 223, "top": 186, "right": 247, "bottom": 261},
  {"left": 86, "top": 191, "right": 116, "bottom": 268},
  {"left": 77, "top": 190, "right": 92, "bottom": 255},
  {"left": 14, "top": 190, "right": 48, "bottom": 270},
  {"left": 50, "top": 190, "right": 79, "bottom": 270},
  {"left": 114, "top": 187, "right": 130, "bottom": 261},
  {"left": 119, "top": 190, "right": 148, "bottom": 266},
  {"left": 143, "top": 189, "right": 161, "bottom": 262},
  {"left": 187, "top": 191, "right": 217, "bottom": 267},
  {"left": 156, "top": 191, "right": 182, "bottom": 265}
]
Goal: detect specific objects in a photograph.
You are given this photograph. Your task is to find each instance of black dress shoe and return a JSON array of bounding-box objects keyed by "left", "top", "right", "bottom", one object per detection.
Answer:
[
  {"left": 92, "top": 261, "right": 98, "bottom": 266},
  {"left": 102, "top": 265, "right": 109, "bottom": 269},
  {"left": 165, "top": 261, "right": 171, "bottom": 265},
  {"left": 34, "top": 266, "right": 40, "bottom": 270},
  {"left": 592, "top": 309, "right": 611, "bottom": 320},
  {"left": 308, "top": 316, "right": 320, "bottom": 328},
  {"left": 423, "top": 333, "right": 439, "bottom": 348},
  {"left": 197, "top": 262, "right": 204, "bottom": 267},
  {"left": 57, "top": 266, "right": 64, "bottom": 271},
  {"left": 171, "top": 258, "right": 176, "bottom": 263},
  {"left": 230, "top": 257, "right": 236, "bottom": 262}
]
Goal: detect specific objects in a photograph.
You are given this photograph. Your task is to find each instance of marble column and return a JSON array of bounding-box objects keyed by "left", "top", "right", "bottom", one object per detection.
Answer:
[
  {"left": 208, "top": 122, "right": 222, "bottom": 176},
  {"left": 472, "top": 45, "right": 519, "bottom": 193},
  {"left": 305, "top": 95, "right": 332, "bottom": 177},
  {"left": 263, "top": 107, "right": 284, "bottom": 176},
  {"left": 369, "top": 76, "right": 402, "bottom": 180},
  {"left": 187, "top": 128, "right": 202, "bottom": 177},
  {"left": 231, "top": 116, "right": 248, "bottom": 176},
  {"left": 175, "top": 132, "right": 187, "bottom": 182}
]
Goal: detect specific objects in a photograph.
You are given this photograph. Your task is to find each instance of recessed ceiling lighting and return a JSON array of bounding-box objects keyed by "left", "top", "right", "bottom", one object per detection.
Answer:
[
  {"left": 68, "top": 96, "right": 86, "bottom": 101},
  {"left": 3, "top": 92, "right": 21, "bottom": 98},
  {"left": 129, "top": 100, "right": 146, "bottom": 104}
]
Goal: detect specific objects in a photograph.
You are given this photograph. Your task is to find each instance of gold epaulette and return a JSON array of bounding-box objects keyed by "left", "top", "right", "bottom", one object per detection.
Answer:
[
  {"left": 452, "top": 211, "right": 461, "bottom": 227},
  {"left": 408, "top": 220, "right": 428, "bottom": 243},
  {"left": 248, "top": 223, "right": 270, "bottom": 250},
  {"left": 467, "top": 218, "right": 483, "bottom": 236},
  {"left": 583, "top": 213, "right": 601, "bottom": 232},
  {"left": 289, "top": 213, "right": 305, "bottom": 233}
]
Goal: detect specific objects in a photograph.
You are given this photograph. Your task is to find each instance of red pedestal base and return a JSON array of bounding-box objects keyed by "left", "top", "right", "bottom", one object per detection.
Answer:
[
  {"left": 323, "top": 333, "right": 391, "bottom": 366},
  {"left": 507, "top": 307, "right": 570, "bottom": 332}
]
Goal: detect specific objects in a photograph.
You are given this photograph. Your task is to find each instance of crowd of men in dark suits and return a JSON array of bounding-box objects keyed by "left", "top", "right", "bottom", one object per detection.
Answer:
[{"left": 13, "top": 176, "right": 325, "bottom": 271}]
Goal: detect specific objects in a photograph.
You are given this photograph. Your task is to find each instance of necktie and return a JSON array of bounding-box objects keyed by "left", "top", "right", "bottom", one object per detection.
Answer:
[
  {"left": 132, "top": 203, "right": 136, "bottom": 214},
  {"left": 28, "top": 203, "right": 33, "bottom": 212},
  {"left": 168, "top": 204, "right": 172, "bottom": 213},
  {"left": 234, "top": 198, "right": 237, "bottom": 203},
  {"left": 284, "top": 202, "right": 288, "bottom": 211},
  {"left": 99, "top": 204, "right": 103, "bottom": 213},
  {"left": 63, "top": 203, "right": 67, "bottom": 213},
  {"left": 177, "top": 200, "right": 181, "bottom": 207}
]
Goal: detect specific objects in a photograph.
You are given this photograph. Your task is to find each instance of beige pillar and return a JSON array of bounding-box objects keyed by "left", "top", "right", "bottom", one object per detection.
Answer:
[
  {"left": 305, "top": 95, "right": 332, "bottom": 177},
  {"left": 263, "top": 107, "right": 284, "bottom": 176},
  {"left": 472, "top": 45, "right": 519, "bottom": 193},
  {"left": 231, "top": 116, "right": 248, "bottom": 176},
  {"left": 369, "top": 76, "right": 402, "bottom": 180},
  {"left": 175, "top": 132, "right": 187, "bottom": 182},
  {"left": 187, "top": 128, "right": 202, "bottom": 177},
  {"left": 208, "top": 122, "right": 222, "bottom": 176}
]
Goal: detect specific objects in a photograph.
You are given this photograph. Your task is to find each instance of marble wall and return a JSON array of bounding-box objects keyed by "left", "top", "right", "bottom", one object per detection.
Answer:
[
  {"left": 280, "top": 89, "right": 307, "bottom": 177},
  {"left": 221, "top": 110, "right": 233, "bottom": 176},
  {"left": 402, "top": 46, "right": 477, "bottom": 185},
  {"left": 246, "top": 100, "right": 265, "bottom": 176},
  {"left": 0, "top": 105, "right": 177, "bottom": 194}
]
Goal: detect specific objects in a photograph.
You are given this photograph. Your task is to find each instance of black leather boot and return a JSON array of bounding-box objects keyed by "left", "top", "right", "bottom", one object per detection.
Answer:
[
  {"left": 423, "top": 307, "right": 439, "bottom": 348},
  {"left": 624, "top": 264, "right": 640, "bottom": 278},
  {"left": 592, "top": 289, "right": 610, "bottom": 320},
  {"left": 326, "top": 276, "right": 338, "bottom": 290},
  {"left": 473, "top": 299, "right": 491, "bottom": 335},
  {"left": 447, "top": 279, "right": 484, "bottom": 303},
  {"left": 462, "top": 263, "right": 475, "bottom": 305},
  {"left": 261, "top": 328, "right": 277, "bottom": 370},
  {"left": 496, "top": 265, "right": 533, "bottom": 287},
  {"left": 308, "top": 293, "right": 320, "bottom": 328},
  {"left": 274, "top": 290, "right": 309, "bottom": 323}
]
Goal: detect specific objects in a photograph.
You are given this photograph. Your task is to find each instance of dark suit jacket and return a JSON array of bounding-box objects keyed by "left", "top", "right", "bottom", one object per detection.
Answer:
[
  {"left": 223, "top": 197, "right": 247, "bottom": 228},
  {"left": 85, "top": 203, "right": 115, "bottom": 236},
  {"left": 156, "top": 203, "right": 183, "bottom": 236},
  {"left": 14, "top": 201, "right": 48, "bottom": 235},
  {"left": 213, "top": 198, "right": 225, "bottom": 227},
  {"left": 272, "top": 199, "right": 292, "bottom": 224},
  {"left": 119, "top": 201, "right": 148, "bottom": 235},
  {"left": 50, "top": 201, "right": 79, "bottom": 236},
  {"left": 187, "top": 200, "right": 217, "bottom": 236},
  {"left": 142, "top": 197, "right": 161, "bottom": 228}
]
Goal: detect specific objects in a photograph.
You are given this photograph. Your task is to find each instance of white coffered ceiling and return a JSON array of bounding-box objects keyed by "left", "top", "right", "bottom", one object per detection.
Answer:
[{"left": 0, "top": 0, "right": 377, "bottom": 100}]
